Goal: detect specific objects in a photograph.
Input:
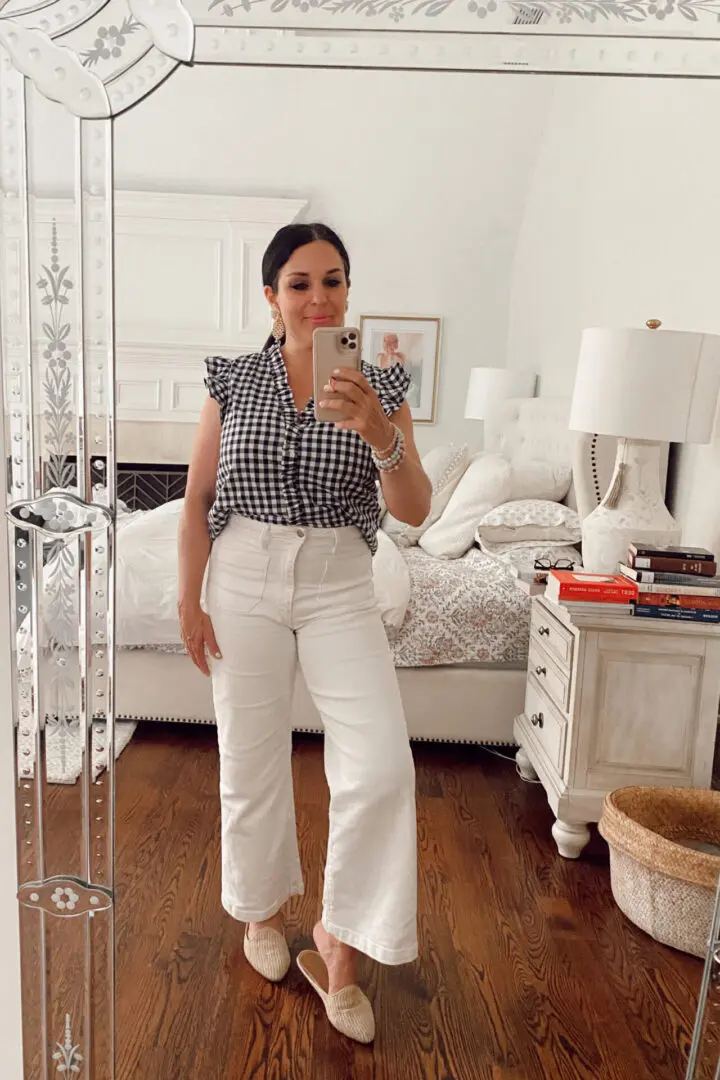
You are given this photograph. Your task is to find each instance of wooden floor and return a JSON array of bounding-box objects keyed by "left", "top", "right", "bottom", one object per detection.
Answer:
[{"left": 114, "top": 722, "right": 703, "bottom": 1080}]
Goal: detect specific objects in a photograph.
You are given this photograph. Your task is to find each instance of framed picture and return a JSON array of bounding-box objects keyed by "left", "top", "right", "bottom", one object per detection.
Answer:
[{"left": 359, "top": 315, "right": 441, "bottom": 424}]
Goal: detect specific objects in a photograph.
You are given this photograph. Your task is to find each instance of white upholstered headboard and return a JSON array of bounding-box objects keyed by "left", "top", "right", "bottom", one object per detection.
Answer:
[{"left": 483, "top": 398, "right": 618, "bottom": 521}]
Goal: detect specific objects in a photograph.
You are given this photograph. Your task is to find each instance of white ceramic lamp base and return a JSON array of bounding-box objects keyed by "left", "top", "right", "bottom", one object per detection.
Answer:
[{"left": 581, "top": 438, "right": 681, "bottom": 574}]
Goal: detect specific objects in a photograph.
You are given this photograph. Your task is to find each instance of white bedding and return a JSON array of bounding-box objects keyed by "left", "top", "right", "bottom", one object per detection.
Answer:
[
  {"left": 39, "top": 501, "right": 412, "bottom": 648},
  {"left": 39, "top": 501, "right": 574, "bottom": 668},
  {"left": 391, "top": 547, "right": 531, "bottom": 667}
]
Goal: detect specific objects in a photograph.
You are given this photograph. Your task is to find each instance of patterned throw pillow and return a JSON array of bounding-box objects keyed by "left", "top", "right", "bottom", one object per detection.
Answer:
[
  {"left": 478, "top": 542, "right": 582, "bottom": 574},
  {"left": 476, "top": 499, "right": 582, "bottom": 545}
]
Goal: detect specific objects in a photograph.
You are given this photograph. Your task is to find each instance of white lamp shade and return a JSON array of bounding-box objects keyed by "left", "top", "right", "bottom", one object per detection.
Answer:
[
  {"left": 464, "top": 367, "right": 537, "bottom": 420},
  {"left": 569, "top": 326, "right": 720, "bottom": 443}
]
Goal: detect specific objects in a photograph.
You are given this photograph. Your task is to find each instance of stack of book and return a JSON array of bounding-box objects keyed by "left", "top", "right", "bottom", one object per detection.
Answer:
[
  {"left": 620, "top": 544, "right": 720, "bottom": 625},
  {"left": 509, "top": 565, "right": 548, "bottom": 597},
  {"left": 544, "top": 569, "right": 638, "bottom": 615}
]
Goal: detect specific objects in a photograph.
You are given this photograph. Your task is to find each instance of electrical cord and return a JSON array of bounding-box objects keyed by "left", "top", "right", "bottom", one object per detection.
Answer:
[{"left": 480, "top": 745, "right": 543, "bottom": 784}]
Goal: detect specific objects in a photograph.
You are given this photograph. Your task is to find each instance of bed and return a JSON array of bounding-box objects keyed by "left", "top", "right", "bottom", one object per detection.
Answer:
[
  {"left": 98, "top": 398, "right": 617, "bottom": 745},
  {"left": 37, "top": 398, "right": 618, "bottom": 747}
]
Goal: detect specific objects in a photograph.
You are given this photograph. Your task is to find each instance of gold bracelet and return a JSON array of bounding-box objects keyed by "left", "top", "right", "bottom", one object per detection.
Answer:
[
  {"left": 373, "top": 425, "right": 398, "bottom": 460},
  {"left": 372, "top": 426, "right": 406, "bottom": 471}
]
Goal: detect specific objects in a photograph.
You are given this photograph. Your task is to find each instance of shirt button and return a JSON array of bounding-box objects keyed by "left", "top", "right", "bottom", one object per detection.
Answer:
[{"left": 296, "top": 529, "right": 305, "bottom": 538}]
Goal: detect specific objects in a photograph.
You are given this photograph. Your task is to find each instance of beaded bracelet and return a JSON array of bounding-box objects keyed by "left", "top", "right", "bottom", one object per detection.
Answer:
[
  {"left": 373, "top": 425, "right": 399, "bottom": 460},
  {"left": 372, "top": 424, "right": 406, "bottom": 473}
]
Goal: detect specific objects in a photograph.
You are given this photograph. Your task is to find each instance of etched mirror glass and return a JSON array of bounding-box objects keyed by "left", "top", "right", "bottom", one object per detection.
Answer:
[{"left": 1, "top": 0, "right": 720, "bottom": 1075}]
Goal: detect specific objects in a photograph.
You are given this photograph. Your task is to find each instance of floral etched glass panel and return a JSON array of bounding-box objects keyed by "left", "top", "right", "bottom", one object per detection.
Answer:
[{"left": 0, "top": 75, "right": 116, "bottom": 1079}]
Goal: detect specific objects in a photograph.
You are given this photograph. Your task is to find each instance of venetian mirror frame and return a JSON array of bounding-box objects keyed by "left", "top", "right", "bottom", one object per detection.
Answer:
[{"left": 2, "top": 0, "right": 720, "bottom": 1074}]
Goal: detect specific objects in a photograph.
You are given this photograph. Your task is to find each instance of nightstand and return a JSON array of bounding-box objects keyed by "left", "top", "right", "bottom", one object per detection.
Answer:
[{"left": 514, "top": 596, "right": 720, "bottom": 859}]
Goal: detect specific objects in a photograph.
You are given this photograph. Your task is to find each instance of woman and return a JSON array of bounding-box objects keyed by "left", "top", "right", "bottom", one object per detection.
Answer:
[
  {"left": 177, "top": 222, "right": 431, "bottom": 1044},
  {"left": 377, "top": 333, "right": 421, "bottom": 409},
  {"left": 376, "top": 332, "right": 407, "bottom": 369}
]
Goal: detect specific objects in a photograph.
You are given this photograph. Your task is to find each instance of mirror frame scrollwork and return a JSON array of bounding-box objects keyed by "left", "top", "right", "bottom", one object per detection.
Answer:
[{"left": 0, "top": 0, "right": 718, "bottom": 1074}]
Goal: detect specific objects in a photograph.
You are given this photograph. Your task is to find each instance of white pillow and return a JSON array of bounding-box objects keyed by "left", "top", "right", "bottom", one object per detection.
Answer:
[
  {"left": 372, "top": 529, "right": 411, "bottom": 631},
  {"left": 510, "top": 461, "right": 572, "bottom": 502},
  {"left": 116, "top": 499, "right": 187, "bottom": 646},
  {"left": 39, "top": 499, "right": 185, "bottom": 648},
  {"left": 476, "top": 499, "right": 582, "bottom": 544},
  {"left": 419, "top": 452, "right": 512, "bottom": 559},
  {"left": 382, "top": 443, "right": 469, "bottom": 547},
  {"left": 377, "top": 480, "right": 387, "bottom": 519}
]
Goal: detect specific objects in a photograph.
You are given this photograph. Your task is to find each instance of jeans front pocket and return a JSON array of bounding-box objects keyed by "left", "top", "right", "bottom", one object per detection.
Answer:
[
  {"left": 209, "top": 544, "right": 270, "bottom": 615},
  {"left": 315, "top": 543, "right": 375, "bottom": 613}
]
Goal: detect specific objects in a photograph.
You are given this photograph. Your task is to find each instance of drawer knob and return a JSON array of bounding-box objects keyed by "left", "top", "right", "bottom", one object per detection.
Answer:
[
  {"left": 538, "top": 626, "right": 550, "bottom": 637},
  {"left": 535, "top": 665, "right": 547, "bottom": 677},
  {"left": 530, "top": 712, "right": 544, "bottom": 729}
]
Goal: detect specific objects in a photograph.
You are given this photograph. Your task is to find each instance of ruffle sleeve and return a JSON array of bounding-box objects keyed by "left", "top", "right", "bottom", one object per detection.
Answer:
[
  {"left": 363, "top": 361, "right": 412, "bottom": 417},
  {"left": 204, "top": 356, "right": 232, "bottom": 416}
]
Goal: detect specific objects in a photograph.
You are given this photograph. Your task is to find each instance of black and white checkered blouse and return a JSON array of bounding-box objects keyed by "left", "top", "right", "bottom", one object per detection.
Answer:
[{"left": 204, "top": 342, "right": 411, "bottom": 554}]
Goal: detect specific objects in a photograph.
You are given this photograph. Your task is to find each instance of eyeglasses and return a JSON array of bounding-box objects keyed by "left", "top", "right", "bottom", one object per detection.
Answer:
[{"left": 533, "top": 558, "right": 575, "bottom": 571}]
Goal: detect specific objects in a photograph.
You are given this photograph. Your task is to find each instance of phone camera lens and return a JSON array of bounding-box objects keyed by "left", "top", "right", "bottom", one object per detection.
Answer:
[
  {"left": 349, "top": 341, "right": 357, "bottom": 349},
  {"left": 348, "top": 332, "right": 357, "bottom": 341},
  {"left": 341, "top": 336, "right": 348, "bottom": 346}
]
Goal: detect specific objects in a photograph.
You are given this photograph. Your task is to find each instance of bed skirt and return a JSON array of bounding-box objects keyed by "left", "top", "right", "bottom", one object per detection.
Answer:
[{"left": 111, "top": 649, "right": 525, "bottom": 746}]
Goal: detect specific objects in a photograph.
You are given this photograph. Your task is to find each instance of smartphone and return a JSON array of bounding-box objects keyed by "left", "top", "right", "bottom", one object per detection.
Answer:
[{"left": 313, "top": 326, "right": 362, "bottom": 423}]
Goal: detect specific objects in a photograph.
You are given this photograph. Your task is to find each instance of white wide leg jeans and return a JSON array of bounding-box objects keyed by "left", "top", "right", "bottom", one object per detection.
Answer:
[{"left": 205, "top": 515, "right": 418, "bottom": 966}]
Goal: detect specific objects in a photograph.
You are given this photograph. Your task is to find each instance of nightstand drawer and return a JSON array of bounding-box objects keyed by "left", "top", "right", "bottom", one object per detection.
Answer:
[
  {"left": 528, "top": 641, "right": 570, "bottom": 713},
  {"left": 531, "top": 604, "right": 574, "bottom": 671},
  {"left": 523, "top": 680, "right": 567, "bottom": 774}
]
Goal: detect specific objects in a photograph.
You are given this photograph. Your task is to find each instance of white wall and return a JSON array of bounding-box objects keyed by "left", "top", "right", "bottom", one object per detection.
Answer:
[
  {"left": 9, "top": 64, "right": 719, "bottom": 1073},
  {"left": 506, "top": 77, "right": 720, "bottom": 551},
  {"left": 26, "top": 70, "right": 720, "bottom": 548},
  {"left": 111, "top": 66, "right": 553, "bottom": 454}
]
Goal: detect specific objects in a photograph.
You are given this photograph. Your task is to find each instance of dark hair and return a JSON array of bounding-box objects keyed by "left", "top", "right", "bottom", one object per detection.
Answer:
[{"left": 262, "top": 222, "right": 351, "bottom": 349}]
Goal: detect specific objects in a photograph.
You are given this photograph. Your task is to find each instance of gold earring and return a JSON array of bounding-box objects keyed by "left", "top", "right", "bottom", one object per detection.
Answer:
[{"left": 271, "top": 305, "right": 285, "bottom": 342}]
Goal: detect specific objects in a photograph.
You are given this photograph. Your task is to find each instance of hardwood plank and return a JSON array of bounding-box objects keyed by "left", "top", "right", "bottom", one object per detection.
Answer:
[
  {"left": 436, "top": 758, "right": 602, "bottom": 1078},
  {"left": 104, "top": 726, "right": 704, "bottom": 1078},
  {"left": 484, "top": 745, "right": 700, "bottom": 1079}
]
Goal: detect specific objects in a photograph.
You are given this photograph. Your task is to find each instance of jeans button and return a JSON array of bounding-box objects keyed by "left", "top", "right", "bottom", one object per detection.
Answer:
[{"left": 296, "top": 528, "right": 305, "bottom": 538}]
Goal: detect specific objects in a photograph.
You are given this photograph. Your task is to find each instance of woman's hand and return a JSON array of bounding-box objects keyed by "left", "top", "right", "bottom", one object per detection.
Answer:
[
  {"left": 179, "top": 601, "right": 221, "bottom": 677},
  {"left": 319, "top": 367, "right": 394, "bottom": 451}
]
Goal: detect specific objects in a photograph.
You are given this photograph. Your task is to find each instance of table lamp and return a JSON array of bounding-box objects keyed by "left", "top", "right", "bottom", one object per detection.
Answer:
[
  {"left": 465, "top": 367, "right": 537, "bottom": 422},
  {"left": 569, "top": 320, "right": 720, "bottom": 573}
]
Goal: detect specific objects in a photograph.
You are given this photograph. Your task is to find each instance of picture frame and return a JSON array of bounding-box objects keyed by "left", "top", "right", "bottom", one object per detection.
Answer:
[{"left": 359, "top": 315, "right": 441, "bottom": 425}]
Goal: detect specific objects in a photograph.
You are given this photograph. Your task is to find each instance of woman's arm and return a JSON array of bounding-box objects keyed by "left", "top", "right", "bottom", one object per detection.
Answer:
[
  {"left": 178, "top": 397, "right": 222, "bottom": 674},
  {"left": 320, "top": 370, "right": 431, "bottom": 528},
  {"left": 376, "top": 401, "right": 431, "bottom": 527}
]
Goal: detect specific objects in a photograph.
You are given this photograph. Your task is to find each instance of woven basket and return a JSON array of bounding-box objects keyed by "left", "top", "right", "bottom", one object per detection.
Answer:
[{"left": 598, "top": 786, "right": 720, "bottom": 958}]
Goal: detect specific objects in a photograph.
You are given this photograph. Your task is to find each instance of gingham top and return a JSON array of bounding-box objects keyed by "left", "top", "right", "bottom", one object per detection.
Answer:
[{"left": 204, "top": 342, "right": 411, "bottom": 554}]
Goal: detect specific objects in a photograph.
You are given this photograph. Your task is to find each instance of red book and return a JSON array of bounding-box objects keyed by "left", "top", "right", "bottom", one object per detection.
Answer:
[
  {"left": 546, "top": 571, "right": 638, "bottom": 604},
  {"left": 637, "top": 592, "right": 720, "bottom": 611}
]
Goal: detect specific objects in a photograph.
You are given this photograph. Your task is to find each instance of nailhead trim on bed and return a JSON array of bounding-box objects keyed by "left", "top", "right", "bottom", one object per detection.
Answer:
[
  {"left": 50, "top": 710, "right": 517, "bottom": 748},
  {"left": 118, "top": 713, "right": 515, "bottom": 746}
]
